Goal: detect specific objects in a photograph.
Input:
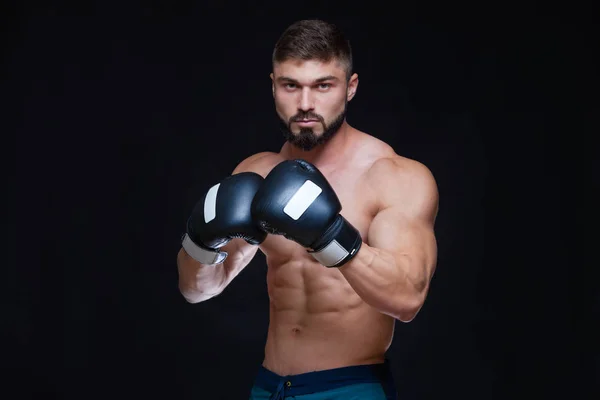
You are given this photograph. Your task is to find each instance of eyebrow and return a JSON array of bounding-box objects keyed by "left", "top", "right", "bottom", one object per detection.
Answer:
[{"left": 276, "top": 75, "right": 339, "bottom": 84}]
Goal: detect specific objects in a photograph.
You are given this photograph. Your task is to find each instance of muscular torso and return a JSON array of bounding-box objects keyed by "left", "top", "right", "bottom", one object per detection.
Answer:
[{"left": 252, "top": 132, "right": 398, "bottom": 375}]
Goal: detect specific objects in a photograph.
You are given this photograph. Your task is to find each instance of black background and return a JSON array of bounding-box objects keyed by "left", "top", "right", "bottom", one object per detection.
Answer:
[{"left": 9, "top": 2, "right": 596, "bottom": 399}]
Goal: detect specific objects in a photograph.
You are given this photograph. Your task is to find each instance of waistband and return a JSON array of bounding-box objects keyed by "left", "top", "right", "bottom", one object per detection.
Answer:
[{"left": 253, "top": 359, "right": 395, "bottom": 397}]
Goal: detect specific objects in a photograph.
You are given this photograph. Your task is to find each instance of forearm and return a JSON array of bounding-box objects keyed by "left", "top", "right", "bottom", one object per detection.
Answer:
[
  {"left": 177, "top": 248, "right": 226, "bottom": 303},
  {"left": 177, "top": 239, "right": 258, "bottom": 303},
  {"left": 338, "top": 243, "right": 426, "bottom": 321}
]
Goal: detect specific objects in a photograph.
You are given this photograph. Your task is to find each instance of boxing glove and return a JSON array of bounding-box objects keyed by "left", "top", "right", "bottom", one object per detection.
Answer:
[
  {"left": 251, "top": 159, "right": 362, "bottom": 268},
  {"left": 182, "top": 172, "right": 267, "bottom": 265}
]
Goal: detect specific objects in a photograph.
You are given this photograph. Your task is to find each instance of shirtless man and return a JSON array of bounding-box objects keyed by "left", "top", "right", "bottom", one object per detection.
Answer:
[{"left": 177, "top": 19, "right": 439, "bottom": 399}]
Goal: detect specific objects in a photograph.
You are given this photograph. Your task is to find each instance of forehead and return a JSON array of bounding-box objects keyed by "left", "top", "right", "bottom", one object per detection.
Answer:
[{"left": 273, "top": 59, "right": 346, "bottom": 82}]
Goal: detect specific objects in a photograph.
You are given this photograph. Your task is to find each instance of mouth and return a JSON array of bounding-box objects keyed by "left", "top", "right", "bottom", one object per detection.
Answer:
[{"left": 294, "top": 119, "right": 319, "bottom": 126}]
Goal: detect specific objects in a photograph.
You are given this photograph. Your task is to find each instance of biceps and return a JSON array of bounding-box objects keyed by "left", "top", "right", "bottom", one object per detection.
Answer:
[{"left": 368, "top": 209, "right": 437, "bottom": 265}]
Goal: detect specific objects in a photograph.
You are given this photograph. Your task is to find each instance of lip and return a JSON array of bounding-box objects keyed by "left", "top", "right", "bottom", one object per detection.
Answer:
[{"left": 295, "top": 120, "right": 319, "bottom": 126}]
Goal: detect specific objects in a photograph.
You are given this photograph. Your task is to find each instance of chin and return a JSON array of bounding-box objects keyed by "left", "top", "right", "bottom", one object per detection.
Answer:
[
  {"left": 278, "top": 108, "right": 346, "bottom": 151},
  {"left": 293, "top": 130, "right": 324, "bottom": 137}
]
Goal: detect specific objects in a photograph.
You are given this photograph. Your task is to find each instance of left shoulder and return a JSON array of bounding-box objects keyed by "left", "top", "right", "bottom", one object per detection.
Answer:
[
  {"left": 368, "top": 154, "right": 434, "bottom": 179},
  {"left": 366, "top": 155, "right": 439, "bottom": 216},
  {"left": 367, "top": 154, "right": 437, "bottom": 192}
]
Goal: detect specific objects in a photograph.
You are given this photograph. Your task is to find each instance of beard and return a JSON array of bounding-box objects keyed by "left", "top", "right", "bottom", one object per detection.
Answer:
[{"left": 278, "top": 102, "right": 347, "bottom": 151}]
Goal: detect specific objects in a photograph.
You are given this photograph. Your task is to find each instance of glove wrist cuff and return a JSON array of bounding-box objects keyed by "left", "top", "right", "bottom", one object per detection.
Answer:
[
  {"left": 181, "top": 233, "right": 227, "bottom": 265},
  {"left": 309, "top": 215, "right": 362, "bottom": 268}
]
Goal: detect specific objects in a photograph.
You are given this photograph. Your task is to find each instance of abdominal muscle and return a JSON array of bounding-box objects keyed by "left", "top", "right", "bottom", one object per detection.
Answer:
[{"left": 260, "top": 239, "right": 395, "bottom": 376}]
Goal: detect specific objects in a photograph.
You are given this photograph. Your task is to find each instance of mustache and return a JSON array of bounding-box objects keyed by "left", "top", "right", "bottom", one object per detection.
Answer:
[{"left": 289, "top": 112, "right": 324, "bottom": 123}]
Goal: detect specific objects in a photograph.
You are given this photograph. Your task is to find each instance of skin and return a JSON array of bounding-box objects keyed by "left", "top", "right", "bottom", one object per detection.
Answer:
[
  {"left": 272, "top": 58, "right": 352, "bottom": 152},
  {"left": 177, "top": 58, "right": 439, "bottom": 376}
]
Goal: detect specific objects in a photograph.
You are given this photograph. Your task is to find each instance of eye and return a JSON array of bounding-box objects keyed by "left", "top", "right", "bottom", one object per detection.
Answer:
[
  {"left": 317, "top": 83, "right": 332, "bottom": 91},
  {"left": 284, "top": 83, "right": 297, "bottom": 90}
]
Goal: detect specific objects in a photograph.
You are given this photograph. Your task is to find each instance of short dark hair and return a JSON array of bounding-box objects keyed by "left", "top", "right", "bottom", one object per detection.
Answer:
[{"left": 272, "top": 19, "right": 353, "bottom": 80}]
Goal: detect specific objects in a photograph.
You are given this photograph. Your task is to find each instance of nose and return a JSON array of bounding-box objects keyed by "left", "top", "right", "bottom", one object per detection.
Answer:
[{"left": 298, "top": 87, "right": 314, "bottom": 112}]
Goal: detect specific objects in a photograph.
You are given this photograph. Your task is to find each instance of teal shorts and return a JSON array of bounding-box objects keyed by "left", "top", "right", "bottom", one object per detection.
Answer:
[{"left": 248, "top": 360, "right": 397, "bottom": 399}]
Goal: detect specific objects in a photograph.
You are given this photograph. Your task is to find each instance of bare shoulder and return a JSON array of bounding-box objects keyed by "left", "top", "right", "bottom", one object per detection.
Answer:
[
  {"left": 367, "top": 153, "right": 436, "bottom": 188},
  {"left": 232, "top": 151, "right": 286, "bottom": 178},
  {"left": 365, "top": 147, "right": 439, "bottom": 219}
]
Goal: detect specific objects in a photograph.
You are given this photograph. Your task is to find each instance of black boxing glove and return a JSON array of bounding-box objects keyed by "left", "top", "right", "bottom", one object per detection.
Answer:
[
  {"left": 251, "top": 159, "right": 362, "bottom": 268},
  {"left": 182, "top": 172, "right": 267, "bottom": 265}
]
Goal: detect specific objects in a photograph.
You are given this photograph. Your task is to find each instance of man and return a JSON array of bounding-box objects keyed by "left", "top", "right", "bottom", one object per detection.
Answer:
[{"left": 177, "top": 19, "right": 439, "bottom": 399}]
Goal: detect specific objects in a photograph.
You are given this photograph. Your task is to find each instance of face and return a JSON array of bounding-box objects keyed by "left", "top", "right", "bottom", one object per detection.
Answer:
[{"left": 271, "top": 59, "right": 358, "bottom": 151}]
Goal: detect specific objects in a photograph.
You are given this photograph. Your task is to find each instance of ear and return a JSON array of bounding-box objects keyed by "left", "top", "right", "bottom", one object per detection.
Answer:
[
  {"left": 270, "top": 72, "right": 275, "bottom": 97},
  {"left": 347, "top": 73, "right": 359, "bottom": 101}
]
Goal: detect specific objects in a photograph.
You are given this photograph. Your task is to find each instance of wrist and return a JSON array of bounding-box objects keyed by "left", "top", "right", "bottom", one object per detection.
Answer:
[
  {"left": 308, "top": 215, "right": 363, "bottom": 268},
  {"left": 181, "top": 233, "right": 227, "bottom": 265}
]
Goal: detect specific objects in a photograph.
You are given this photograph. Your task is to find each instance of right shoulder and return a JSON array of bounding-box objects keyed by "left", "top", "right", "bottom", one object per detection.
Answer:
[{"left": 232, "top": 151, "right": 286, "bottom": 178}]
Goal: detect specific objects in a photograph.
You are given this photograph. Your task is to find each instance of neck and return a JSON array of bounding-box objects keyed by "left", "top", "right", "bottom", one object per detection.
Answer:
[{"left": 281, "top": 121, "right": 353, "bottom": 168}]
